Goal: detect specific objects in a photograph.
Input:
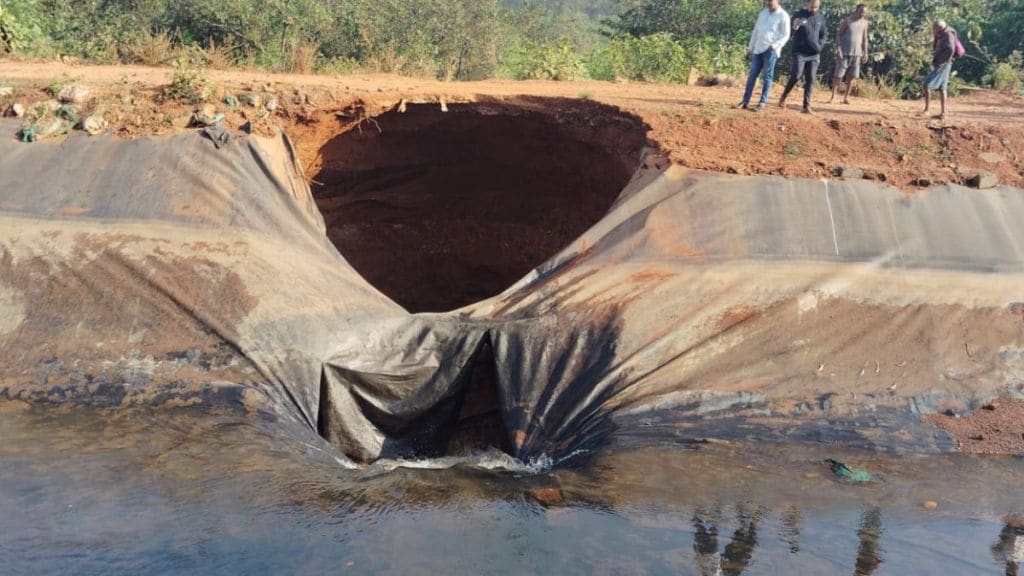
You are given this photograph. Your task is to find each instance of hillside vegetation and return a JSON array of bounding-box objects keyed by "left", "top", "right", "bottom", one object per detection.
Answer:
[{"left": 1, "top": 0, "right": 1021, "bottom": 96}]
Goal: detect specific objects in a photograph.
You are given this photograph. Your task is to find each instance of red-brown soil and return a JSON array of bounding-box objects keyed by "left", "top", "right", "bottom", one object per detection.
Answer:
[
  {"left": 2, "top": 61, "right": 1022, "bottom": 193},
  {"left": 311, "top": 99, "right": 647, "bottom": 312},
  {"left": 926, "top": 399, "right": 1024, "bottom": 455}
]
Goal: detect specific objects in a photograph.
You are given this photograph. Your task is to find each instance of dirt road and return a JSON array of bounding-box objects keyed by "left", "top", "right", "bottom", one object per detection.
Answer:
[{"left": 2, "top": 60, "right": 1023, "bottom": 191}]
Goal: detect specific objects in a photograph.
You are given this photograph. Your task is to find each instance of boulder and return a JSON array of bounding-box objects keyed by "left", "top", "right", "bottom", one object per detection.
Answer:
[
  {"left": 82, "top": 115, "right": 109, "bottom": 136},
  {"left": 192, "top": 104, "right": 222, "bottom": 127},
  {"left": 835, "top": 166, "right": 865, "bottom": 180},
  {"left": 57, "top": 85, "right": 91, "bottom": 104},
  {"left": 968, "top": 172, "right": 999, "bottom": 189}
]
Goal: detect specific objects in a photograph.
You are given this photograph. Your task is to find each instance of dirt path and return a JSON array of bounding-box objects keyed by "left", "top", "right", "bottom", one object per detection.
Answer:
[{"left": 2, "top": 60, "right": 1023, "bottom": 191}]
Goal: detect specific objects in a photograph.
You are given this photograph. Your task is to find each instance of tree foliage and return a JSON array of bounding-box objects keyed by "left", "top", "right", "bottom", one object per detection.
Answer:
[{"left": 0, "top": 0, "right": 1019, "bottom": 93}]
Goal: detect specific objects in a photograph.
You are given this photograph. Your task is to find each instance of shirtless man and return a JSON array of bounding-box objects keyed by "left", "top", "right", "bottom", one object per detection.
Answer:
[{"left": 829, "top": 4, "right": 869, "bottom": 104}]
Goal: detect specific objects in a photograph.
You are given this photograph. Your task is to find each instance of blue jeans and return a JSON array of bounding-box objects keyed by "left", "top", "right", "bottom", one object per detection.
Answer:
[{"left": 741, "top": 49, "right": 779, "bottom": 107}]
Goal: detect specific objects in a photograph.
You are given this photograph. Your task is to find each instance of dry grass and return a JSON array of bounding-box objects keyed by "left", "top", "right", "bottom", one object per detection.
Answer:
[
  {"left": 122, "top": 30, "right": 175, "bottom": 67},
  {"left": 193, "top": 38, "right": 237, "bottom": 70},
  {"left": 852, "top": 76, "right": 899, "bottom": 100},
  {"left": 289, "top": 39, "right": 320, "bottom": 74}
]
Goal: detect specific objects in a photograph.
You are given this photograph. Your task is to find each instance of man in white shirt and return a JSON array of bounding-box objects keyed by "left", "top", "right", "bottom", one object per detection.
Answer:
[{"left": 737, "top": 0, "right": 792, "bottom": 112}]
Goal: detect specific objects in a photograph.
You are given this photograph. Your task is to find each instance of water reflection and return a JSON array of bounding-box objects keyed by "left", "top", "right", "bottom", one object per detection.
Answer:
[
  {"left": 686, "top": 504, "right": 892, "bottom": 575},
  {"left": 3, "top": 405, "right": 1024, "bottom": 575},
  {"left": 692, "top": 506, "right": 721, "bottom": 575},
  {"left": 854, "top": 507, "right": 884, "bottom": 575},
  {"left": 690, "top": 505, "right": 765, "bottom": 576},
  {"left": 993, "top": 518, "right": 1024, "bottom": 576},
  {"left": 780, "top": 505, "right": 803, "bottom": 554}
]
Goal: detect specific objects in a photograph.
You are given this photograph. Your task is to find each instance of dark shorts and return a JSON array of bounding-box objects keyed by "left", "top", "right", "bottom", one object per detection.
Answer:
[
  {"left": 834, "top": 56, "right": 862, "bottom": 80},
  {"left": 925, "top": 63, "right": 953, "bottom": 91}
]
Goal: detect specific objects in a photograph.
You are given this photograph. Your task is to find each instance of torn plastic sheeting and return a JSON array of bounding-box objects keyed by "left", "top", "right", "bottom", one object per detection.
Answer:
[
  {"left": 1, "top": 121, "right": 1022, "bottom": 465},
  {"left": 472, "top": 166, "right": 1024, "bottom": 458}
]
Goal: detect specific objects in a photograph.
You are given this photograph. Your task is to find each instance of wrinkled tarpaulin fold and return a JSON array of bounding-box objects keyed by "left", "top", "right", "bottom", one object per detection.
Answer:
[{"left": 1, "top": 123, "right": 1022, "bottom": 462}]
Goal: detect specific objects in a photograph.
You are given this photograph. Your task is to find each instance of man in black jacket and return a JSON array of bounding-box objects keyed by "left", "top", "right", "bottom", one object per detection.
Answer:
[{"left": 778, "top": 0, "right": 827, "bottom": 114}]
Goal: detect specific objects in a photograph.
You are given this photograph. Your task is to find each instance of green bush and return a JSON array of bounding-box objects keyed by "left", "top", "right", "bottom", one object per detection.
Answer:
[
  {"left": 986, "top": 51, "right": 1023, "bottom": 92},
  {"left": 585, "top": 33, "right": 745, "bottom": 84},
  {"left": 603, "top": 33, "right": 689, "bottom": 83},
  {"left": 500, "top": 38, "right": 585, "bottom": 80},
  {"left": 0, "top": 0, "right": 46, "bottom": 55},
  {"left": 0, "top": 0, "right": 1019, "bottom": 92},
  {"left": 162, "top": 58, "right": 212, "bottom": 103}
]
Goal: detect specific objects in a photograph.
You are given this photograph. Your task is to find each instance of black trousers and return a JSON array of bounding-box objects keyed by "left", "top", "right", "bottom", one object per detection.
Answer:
[{"left": 781, "top": 55, "right": 820, "bottom": 110}]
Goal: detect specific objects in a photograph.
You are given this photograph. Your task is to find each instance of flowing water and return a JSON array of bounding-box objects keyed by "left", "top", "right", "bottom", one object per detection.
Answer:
[{"left": 2, "top": 404, "right": 1022, "bottom": 575}]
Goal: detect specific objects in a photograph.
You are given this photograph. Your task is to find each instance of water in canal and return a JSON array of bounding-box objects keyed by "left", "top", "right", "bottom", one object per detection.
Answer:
[{"left": 2, "top": 404, "right": 1021, "bottom": 575}]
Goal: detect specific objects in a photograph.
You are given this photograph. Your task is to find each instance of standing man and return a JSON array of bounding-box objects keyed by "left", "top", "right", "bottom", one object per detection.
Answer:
[
  {"left": 779, "top": 0, "right": 827, "bottom": 114},
  {"left": 830, "top": 4, "right": 869, "bottom": 104},
  {"left": 922, "top": 20, "right": 957, "bottom": 120},
  {"left": 736, "top": 0, "right": 791, "bottom": 112}
]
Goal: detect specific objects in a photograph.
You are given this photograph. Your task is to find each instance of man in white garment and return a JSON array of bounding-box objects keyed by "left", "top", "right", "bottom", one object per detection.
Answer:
[{"left": 736, "top": 0, "right": 791, "bottom": 112}]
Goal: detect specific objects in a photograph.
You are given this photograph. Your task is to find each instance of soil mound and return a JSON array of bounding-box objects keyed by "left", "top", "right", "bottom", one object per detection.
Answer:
[{"left": 311, "top": 99, "right": 648, "bottom": 312}]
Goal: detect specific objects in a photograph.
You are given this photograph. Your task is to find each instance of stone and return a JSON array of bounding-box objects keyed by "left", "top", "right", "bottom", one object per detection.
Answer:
[
  {"left": 237, "top": 92, "right": 262, "bottom": 107},
  {"left": 82, "top": 115, "right": 108, "bottom": 136},
  {"left": 911, "top": 177, "right": 933, "bottom": 187},
  {"left": 922, "top": 500, "right": 939, "bottom": 510},
  {"left": 700, "top": 73, "right": 736, "bottom": 87},
  {"left": 171, "top": 114, "right": 193, "bottom": 129},
  {"left": 0, "top": 86, "right": 13, "bottom": 97},
  {"left": 528, "top": 487, "right": 565, "bottom": 507},
  {"left": 192, "top": 104, "right": 222, "bottom": 127},
  {"left": 968, "top": 172, "right": 999, "bottom": 189},
  {"left": 57, "top": 85, "right": 91, "bottom": 104},
  {"left": 835, "top": 166, "right": 865, "bottom": 179},
  {"left": 264, "top": 97, "right": 278, "bottom": 112},
  {"left": 10, "top": 103, "right": 25, "bottom": 118},
  {"left": 686, "top": 67, "right": 700, "bottom": 86},
  {"left": 979, "top": 152, "right": 1006, "bottom": 165}
]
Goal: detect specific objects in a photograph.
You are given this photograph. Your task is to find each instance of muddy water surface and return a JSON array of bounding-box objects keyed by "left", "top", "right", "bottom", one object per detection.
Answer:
[{"left": 2, "top": 405, "right": 1022, "bottom": 575}]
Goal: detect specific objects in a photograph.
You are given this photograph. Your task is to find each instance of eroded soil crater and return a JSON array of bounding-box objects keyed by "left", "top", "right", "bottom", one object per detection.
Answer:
[{"left": 311, "top": 98, "right": 649, "bottom": 312}]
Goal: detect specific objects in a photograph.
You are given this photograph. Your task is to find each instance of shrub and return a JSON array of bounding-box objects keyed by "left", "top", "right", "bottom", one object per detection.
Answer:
[
  {"left": 500, "top": 39, "right": 585, "bottom": 81},
  {"left": 122, "top": 30, "right": 175, "bottom": 66},
  {"left": 851, "top": 75, "right": 900, "bottom": 100},
  {"left": 162, "top": 58, "right": 212, "bottom": 103},
  {"left": 985, "top": 51, "right": 1023, "bottom": 92},
  {"left": 289, "top": 39, "right": 320, "bottom": 75},
  {"left": 0, "top": 0, "right": 46, "bottom": 55},
  {"left": 319, "top": 57, "right": 361, "bottom": 76},
  {"left": 585, "top": 33, "right": 745, "bottom": 84},
  {"left": 193, "top": 38, "right": 237, "bottom": 70},
  {"left": 607, "top": 33, "right": 689, "bottom": 83}
]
